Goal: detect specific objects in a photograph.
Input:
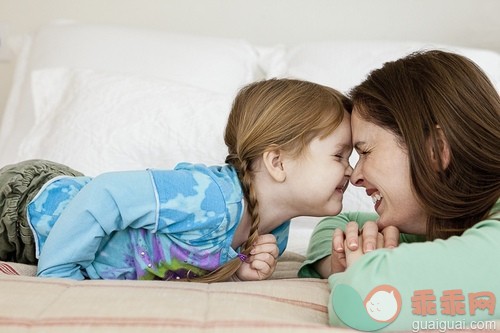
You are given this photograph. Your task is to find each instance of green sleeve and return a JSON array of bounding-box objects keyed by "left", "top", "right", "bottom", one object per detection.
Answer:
[
  {"left": 298, "top": 212, "right": 379, "bottom": 278},
  {"left": 328, "top": 218, "right": 500, "bottom": 331},
  {"left": 298, "top": 212, "right": 425, "bottom": 278}
]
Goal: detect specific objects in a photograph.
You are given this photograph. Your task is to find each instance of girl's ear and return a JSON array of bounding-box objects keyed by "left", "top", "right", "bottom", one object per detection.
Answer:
[
  {"left": 262, "top": 148, "right": 286, "bottom": 182},
  {"left": 430, "top": 125, "right": 451, "bottom": 171}
]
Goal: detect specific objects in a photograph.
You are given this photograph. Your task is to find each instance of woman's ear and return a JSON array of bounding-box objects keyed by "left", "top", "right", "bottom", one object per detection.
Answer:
[
  {"left": 262, "top": 148, "right": 286, "bottom": 182},
  {"left": 430, "top": 125, "right": 451, "bottom": 171}
]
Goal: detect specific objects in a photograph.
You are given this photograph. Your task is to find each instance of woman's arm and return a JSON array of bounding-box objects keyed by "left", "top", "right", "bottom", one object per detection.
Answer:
[
  {"left": 329, "top": 219, "right": 500, "bottom": 330},
  {"left": 298, "top": 212, "right": 378, "bottom": 278},
  {"left": 299, "top": 212, "right": 424, "bottom": 278}
]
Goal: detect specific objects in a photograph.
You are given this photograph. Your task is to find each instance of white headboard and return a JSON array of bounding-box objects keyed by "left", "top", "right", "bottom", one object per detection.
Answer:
[
  {"left": 2, "top": 0, "right": 500, "bottom": 48},
  {"left": 1, "top": 0, "right": 499, "bottom": 115},
  {"left": 1, "top": 0, "right": 499, "bottom": 48}
]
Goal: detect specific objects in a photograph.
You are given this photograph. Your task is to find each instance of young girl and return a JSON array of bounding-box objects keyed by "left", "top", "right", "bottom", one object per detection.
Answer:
[{"left": 0, "top": 78, "right": 353, "bottom": 282}]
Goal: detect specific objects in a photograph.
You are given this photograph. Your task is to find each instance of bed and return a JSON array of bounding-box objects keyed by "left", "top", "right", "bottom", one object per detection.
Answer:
[{"left": 0, "top": 19, "right": 499, "bottom": 332}]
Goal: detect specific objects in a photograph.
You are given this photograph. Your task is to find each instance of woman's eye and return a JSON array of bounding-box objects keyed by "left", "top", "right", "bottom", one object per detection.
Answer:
[{"left": 358, "top": 150, "right": 370, "bottom": 156}]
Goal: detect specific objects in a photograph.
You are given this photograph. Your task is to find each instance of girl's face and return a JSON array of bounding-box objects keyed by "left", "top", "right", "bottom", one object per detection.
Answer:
[
  {"left": 283, "top": 111, "right": 353, "bottom": 217},
  {"left": 350, "top": 108, "right": 427, "bottom": 234}
]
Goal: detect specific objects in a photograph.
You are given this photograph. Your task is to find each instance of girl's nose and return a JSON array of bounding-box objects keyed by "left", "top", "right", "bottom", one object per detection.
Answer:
[{"left": 345, "top": 163, "right": 353, "bottom": 178}]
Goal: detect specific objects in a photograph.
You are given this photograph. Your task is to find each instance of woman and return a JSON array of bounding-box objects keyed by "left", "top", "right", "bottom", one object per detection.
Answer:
[{"left": 299, "top": 50, "right": 500, "bottom": 331}]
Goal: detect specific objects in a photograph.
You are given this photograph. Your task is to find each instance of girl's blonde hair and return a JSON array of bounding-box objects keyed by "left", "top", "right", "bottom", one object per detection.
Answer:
[{"left": 193, "top": 78, "right": 350, "bottom": 282}]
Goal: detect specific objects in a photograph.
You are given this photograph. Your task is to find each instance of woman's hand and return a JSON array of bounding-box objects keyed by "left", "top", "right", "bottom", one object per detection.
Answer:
[
  {"left": 331, "top": 221, "right": 399, "bottom": 273},
  {"left": 234, "top": 234, "right": 279, "bottom": 281}
]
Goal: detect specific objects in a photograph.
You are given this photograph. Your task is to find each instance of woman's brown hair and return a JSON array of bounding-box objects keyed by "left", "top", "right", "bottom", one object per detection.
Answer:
[
  {"left": 192, "top": 78, "right": 350, "bottom": 282},
  {"left": 350, "top": 50, "right": 500, "bottom": 240}
]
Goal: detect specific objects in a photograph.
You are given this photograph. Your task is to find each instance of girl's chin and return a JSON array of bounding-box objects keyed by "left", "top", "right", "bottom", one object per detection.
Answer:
[{"left": 324, "top": 204, "right": 342, "bottom": 217}]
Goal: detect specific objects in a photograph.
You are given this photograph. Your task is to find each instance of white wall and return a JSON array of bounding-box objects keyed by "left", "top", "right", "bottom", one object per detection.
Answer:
[{"left": 1, "top": 0, "right": 499, "bottom": 115}]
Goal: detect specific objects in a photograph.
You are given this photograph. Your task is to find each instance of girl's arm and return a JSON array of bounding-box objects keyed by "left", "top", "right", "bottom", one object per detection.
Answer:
[
  {"left": 234, "top": 234, "right": 279, "bottom": 281},
  {"left": 37, "top": 171, "right": 158, "bottom": 279}
]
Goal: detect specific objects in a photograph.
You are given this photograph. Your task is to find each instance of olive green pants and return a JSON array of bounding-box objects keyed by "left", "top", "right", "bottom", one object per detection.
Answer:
[{"left": 0, "top": 159, "right": 83, "bottom": 264}]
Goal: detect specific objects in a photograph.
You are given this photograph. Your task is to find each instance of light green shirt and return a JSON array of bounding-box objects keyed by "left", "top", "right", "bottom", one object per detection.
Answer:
[{"left": 300, "top": 200, "right": 500, "bottom": 331}]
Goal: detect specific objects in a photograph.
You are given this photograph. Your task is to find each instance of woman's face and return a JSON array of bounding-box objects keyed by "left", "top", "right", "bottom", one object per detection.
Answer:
[{"left": 350, "top": 107, "right": 428, "bottom": 234}]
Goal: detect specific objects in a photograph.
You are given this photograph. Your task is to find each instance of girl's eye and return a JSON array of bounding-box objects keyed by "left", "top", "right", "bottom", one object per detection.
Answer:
[{"left": 334, "top": 154, "right": 347, "bottom": 162}]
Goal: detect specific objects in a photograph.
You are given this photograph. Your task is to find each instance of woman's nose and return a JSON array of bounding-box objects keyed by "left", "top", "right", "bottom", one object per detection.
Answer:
[{"left": 350, "top": 164, "right": 364, "bottom": 187}]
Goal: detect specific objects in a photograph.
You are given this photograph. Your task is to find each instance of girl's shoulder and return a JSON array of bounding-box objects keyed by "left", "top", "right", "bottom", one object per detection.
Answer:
[{"left": 169, "top": 162, "right": 243, "bottom": 204}]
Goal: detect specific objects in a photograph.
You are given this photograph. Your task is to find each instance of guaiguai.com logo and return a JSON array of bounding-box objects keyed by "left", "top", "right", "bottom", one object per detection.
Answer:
[
  {"left": 332, "top": 284, "right": 497, "bottom": 332},
  {"left": 333, "top": 284, "right": 402, "bottom": 331}
]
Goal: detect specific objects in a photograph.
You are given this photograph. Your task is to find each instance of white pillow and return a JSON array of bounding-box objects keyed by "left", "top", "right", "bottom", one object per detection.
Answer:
[
  {"left": 27, "top": 22, "right": 262, "bottom": 94},
  {"left": 19, "top": 67, "right": 378, "bottom": 256},
  {"left": 0, "top": 21, "right": 264, "bottom": 166},
  {"left": 265, "top": 40, "right": 500, "bottom": 93},
  {"left": 19, "top": 68, "right": 234, "bottom": 176}
]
